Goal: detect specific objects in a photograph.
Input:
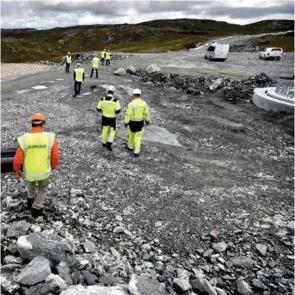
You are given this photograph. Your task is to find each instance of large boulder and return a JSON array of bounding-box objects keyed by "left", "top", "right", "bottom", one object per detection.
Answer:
[
  {"left": 60, "top": 285, "right": 127, "bottom": 295},
  {"left": 146, "top": 64, "right": 161, "bottom": 73},
  {"left": 16, "top": 256, "right": 51, "bottom": 285},
  {"left": 6, "top": 220, "right": 31, "bottom": 238},
  {"left": 114, "top": 68, "right": 127, "bottom": 76},
  {"left": 17, "top": 232, "right": 73, "bottom": 265},
  {"left": 126, "top": 65, "right": 136, "bottom": 74}
]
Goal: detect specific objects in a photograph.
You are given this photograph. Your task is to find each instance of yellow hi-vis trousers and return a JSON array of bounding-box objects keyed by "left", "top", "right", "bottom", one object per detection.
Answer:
[
  {"left": 102, "top": 126, "right": 116, "bottom": 144},
  {"left": 127, "top": 127, "right": 144, "bottom": 154}
]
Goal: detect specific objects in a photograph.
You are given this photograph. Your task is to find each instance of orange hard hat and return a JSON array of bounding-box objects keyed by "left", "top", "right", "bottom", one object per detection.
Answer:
[{"left": 30, "top": 113, "right": 46, "bottom": 122}]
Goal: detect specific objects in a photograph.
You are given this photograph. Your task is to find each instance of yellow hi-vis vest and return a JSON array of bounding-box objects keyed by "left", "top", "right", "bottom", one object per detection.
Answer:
[
  {"left": 92, "top": 57, "right": 99, "bottom": 69},
  {"left": 105, "top": 52, "right": 111, "bottom": 60},
  {"left": 17, "top": 132, "right": 55, "bottom": 182},
  {"left": 74, "top": 68, "right": 84, "bottom": 82},
  {"left": 66, "top": 55, "right": 71, "bottom": 63},
  {"left": 124, "top": 98, "right": 150, "bottom": 124},
  {"left": 97, "top": 95, "right": 121, "bottom": 118},
  {"left": 101, "top": 51, "right": 106, "bottom": 58}
]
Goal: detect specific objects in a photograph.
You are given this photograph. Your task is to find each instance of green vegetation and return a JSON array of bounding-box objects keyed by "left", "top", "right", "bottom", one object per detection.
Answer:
[{"left": 1, "top": 19, "right": 294, "bottom": 63}]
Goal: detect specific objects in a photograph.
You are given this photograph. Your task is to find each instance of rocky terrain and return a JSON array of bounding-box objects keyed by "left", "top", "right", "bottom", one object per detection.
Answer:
[{"left": 1, "top": 46, "right": 294, "bottom": 295}]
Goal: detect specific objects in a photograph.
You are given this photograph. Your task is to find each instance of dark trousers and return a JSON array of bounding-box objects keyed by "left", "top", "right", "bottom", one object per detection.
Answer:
[
  {"left": 90, "top": 69, "right": 98, "bottom": 78},
  {"left": 74, "top": 81, "right": 82, "bottom": 95},
  {"left": 65, "top": 63, "right": 70, "bottom": 73},
  {"left": 106, "top": 59, "right": 111, "bottom": 66},
  {"left": 101, "top": 58, "right": 105, "bottom": 65}
]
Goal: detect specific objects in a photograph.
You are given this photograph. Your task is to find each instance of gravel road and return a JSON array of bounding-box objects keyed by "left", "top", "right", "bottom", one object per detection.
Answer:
[{"left": 1, "top": 49, "right": 294, "bottom": 294}]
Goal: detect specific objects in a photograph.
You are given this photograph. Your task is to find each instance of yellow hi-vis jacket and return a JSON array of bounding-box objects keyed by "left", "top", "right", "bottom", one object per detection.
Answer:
[
  {"left": 66, "top": 55, "right": 71, "bottom": 63},
  {"left": 97, "top": 95, "right": 121, "bottom": 118},
  {"left": 17, "top": 132, "right": 55, "bottom": 182},
  {"left": 92, "top": 57, "right": 99, "bottom": 69},
  {"left": 105, "top": 52, "right": 111, "bottom": 60},
  {"left": 101, "top": 51, "right": 106, "bottom": 58},
  {"left": 74, "top": 68, "right": 84, "bottom": 82},
  {"left": 124, "top": 98, "right": 150, "bottom": 124}
]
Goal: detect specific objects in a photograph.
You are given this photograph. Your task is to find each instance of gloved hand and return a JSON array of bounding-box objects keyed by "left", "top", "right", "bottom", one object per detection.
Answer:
[
  {"left": 145, "top": 121, "right": 150, "bottom": 126},
  {"left": 125, "top": 123, "right": 129, "bottom": 128},
  {"left": 16, "top": 170, "right": 22, "bottom": 179}
]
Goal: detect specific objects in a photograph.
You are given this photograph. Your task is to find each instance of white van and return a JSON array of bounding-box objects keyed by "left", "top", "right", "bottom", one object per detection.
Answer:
[
  {"left": 205, "top": 43, "right": 230, "bottom": 61},
  {"left": 259, "top": 48, "right": 283, "bottom": 60}
]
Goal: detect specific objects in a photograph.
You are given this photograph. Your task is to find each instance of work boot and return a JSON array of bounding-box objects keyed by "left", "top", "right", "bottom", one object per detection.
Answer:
[
  {"left": 134, "top": 153, "right": 139, "bottom": 158},
  {"left": 106, "top": 142, "right": 112, "bottom": 151},
  {"left": 102, "top": 143, "right": 106, "bottom": 148},
  {"left": 73, "top": 94, "right": 76, "bottom": 98},
  {"left": 27, "top": 198, "right": 34, "bottom": 209},
  {"left": 125, "top": 145, "right": 133, "bottom": 151},
  {"left": 31, "top": 208, "right": 45, "bottom": 218}
]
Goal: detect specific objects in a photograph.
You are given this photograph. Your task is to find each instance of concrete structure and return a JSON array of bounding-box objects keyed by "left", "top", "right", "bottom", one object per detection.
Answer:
[{"left": 253, "top": 86, "right": 294, "bottom": 113}]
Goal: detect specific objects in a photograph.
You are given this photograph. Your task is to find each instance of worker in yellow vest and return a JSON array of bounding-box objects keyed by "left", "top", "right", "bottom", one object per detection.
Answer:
[
  {"left": 65, "top": 52, "right": 72, "bottom": 73},
  {"left": 97, "top": 86, "right": 121, "bottom": 151},
  {"left": 90, "top": 54, "right": 99, "bottom": 79},
  {"left": 101, "top": 49, "right": 106, "bottom": 65},
  {"left": 124, "top": 88, "right": 150, "bottom": 157},
  {"left": 13, "top": 113, "right": 59, "bottom": 218},
  {"left": 105, "top": 50, "right": 111, "bottom": 66},
  {"left": 73, "top": 63, "right": 85, "bottom": 97}
]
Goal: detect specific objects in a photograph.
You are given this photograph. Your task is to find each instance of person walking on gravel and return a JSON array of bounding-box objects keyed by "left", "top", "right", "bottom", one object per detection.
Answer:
[
  {"left": 124, "top": 88, "right": 150, "bottom": 158},
  {"left": 65, "top": 52, "right": 72, "bottom": 73},
  {"left": 13, "top": 113, "right": 59, "bottom": 218},
  {"left": 97, "top": 86, "right": 121, "bottom": 151},
  {"left": 101, "top": 49, "right": 106, "bottom": 66},
  {"left": 105, "top": 50, "right": 111, "bottom": 66},
  {"left": 90, "top": 54, "right": 99, "bottom": 79},
  {"left": 73, "top": 63, "right": 85, "bottom": 97}
]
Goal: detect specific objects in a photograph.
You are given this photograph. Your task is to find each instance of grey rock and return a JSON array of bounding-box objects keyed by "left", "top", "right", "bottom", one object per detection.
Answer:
[
  {"left": 186, "top": 87, "right": 195, "bottom": 94},
  {"left": 16, "top": 256, "right": 51, "bottom": 285},
  {"left": 191, "top": 277, "right": 217, "bottom": 295},
  {"left": 1, "top": 274, "right": 20, "bottom": 294},
  {"left": 231, "top": 256, "right": 254, "bottom": 268},
  {"left": 209, "top": 78, "right": 223, "bottom": 92},
  {"left": 212, "top": 241, "right": 227, "bottom": 253},
  {"left": 255, "top": 244, "right": 267, "bottom": 256},
  {"left": 126, "top": 66, "right": 136, "bottom": 74},
  {"left": 4, "top": 255, "right": 22, "bottom": 264},
  {"left": 203, "top": 249, "right": 214, "bottom": 257},
  {"left": 113, "top": 226, "right": 125, "bottom": 234},
  {"left": 215, "top": 287, "right": 227, "bottom": 295},
  {"left": 45, "top": 274, "right": 67, "bottom": 293},
  {"left": 57, "top": 261, "right": 73, "bottom": 286},
  {"left": 237, "top": 278, "right": 253, "bottom": 295},
  {"left": 7, "top": 242, "right": 19, "bottom": 254},
  {"left": 82, "top": 239, "right": 96, "bottom": 253},
  {"left": 60, "top": 285, "right": 127, "bottom": 295},
  {"left": 146, "top": 64, "right": 161, "bottom": 73},
  {"left": 99, "top": 274, "right": 119, "bottom": 286},
  {"left": 2, "top": 263, "right": 22, "bottom": 272},
  {"left": 6, "top": 220, "right": 31, "bottom": 238},
  {"left": 114, "top": 68, "right": 127, "bottom": 76},
  {"left": 17, "top": 232, "right": 73, "bottom": 265},
  {"left": 210, "top": 230, "right": 219, "bottom": 241},
  {"left": 110, "top": 247, "right": 121, "bottom": 260},
  {"left": 173, "top": 278, "right": 192, "bottom": 292},
  {"left": 252, "top": 279, "right": 267, "bottom": 290},
  {"left": 82, "top": 271, "right": 98, "bottom": 285},
  {"left": 23, "top": 282, "right": 51, "bottom": 295},
  {"left": 286, "top": 221, "right": 294, "bottom": 232}
]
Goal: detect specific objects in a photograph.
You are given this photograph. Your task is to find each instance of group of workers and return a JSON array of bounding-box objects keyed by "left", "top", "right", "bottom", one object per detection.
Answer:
[{"left": 13, "top": 52, "right": 150, "bottom": 218}]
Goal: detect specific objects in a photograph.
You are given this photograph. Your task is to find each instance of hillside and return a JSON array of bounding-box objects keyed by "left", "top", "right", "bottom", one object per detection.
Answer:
[{"left": 1, "top": 19, "right": 294, "bottom": 63}]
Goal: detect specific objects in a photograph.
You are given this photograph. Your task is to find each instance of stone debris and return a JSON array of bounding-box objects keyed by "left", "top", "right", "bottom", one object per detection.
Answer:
[
  {"left": 45, "top": 274, "right": 68, "bottom": 293},
  {"left": 236, "top": 278, "right": 253, "bottom": 295},
  {"left": 6, "top": 220, "right": 31, "bottom": 238},
  {"left": 212, "top": 241, "right": 227, "bottom": 253},
  {"left": 114, "top": 68, "right": 127, "bottom": 76},
  {"left": 255, "top": 243, "right": 267, "bottom": 256}
]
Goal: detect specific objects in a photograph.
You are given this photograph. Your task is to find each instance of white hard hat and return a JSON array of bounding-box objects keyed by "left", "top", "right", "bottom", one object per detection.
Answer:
[
  {"left": 76, "top": 63, "right": 80, "bottom": 66},
  {"left": 68, "top": 52, "right": 70, "bottom": 54},
  {"left": 108, "top": 85, "right": 116, "bottom": 92},
  {"left": 93, "top": 53, "right": 97, "bottom": 56},
  {"left": 133, "top": 88, "right": 141, "bottom": 95}
]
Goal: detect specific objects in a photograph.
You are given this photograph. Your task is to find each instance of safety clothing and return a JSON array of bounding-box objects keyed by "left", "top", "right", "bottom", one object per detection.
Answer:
[
  {"left": 101, "top": 50, "right": 106, "bottom": 58},
  {"left": 31, "top": 113, "right": 46, "bottom": 122},
  {"left": 74, "top": 67, "right": 85, "bottom": 82},
  {"left": 133, "top": 88, "right": 141, "bottom": 95},
  {"left": 108, "top": 85, "right": 116, "bottom": 92},
  {"left": 97, "top": 94, "right": 121, "bottom": 118},
  {"left": 105, "top": 51, "right": 111, "bottom": 60},
  {"left": 92, "top": 57, "right": 99, "bottom": 69},
  {"left": 16, "top": 131, "right": 56, "bottom": 182},
  {"left": 125, "top": 97, "right": 150, "bottom": 155},
  {"left": 66, "top": 55, "right": 71, "bottom": 63}
]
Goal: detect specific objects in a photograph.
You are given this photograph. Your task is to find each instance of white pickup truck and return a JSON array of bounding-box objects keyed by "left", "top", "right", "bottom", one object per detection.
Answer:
[{"left": 259, "top": 47, "right": 283, "bottom": 60}]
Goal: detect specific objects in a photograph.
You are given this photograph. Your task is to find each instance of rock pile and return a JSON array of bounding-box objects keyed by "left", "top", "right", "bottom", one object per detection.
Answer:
[{"left": 229, "top": 43, "right": 260, "bottom": 52}]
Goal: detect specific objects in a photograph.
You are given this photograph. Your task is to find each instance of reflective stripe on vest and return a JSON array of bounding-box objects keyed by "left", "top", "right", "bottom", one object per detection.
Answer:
[
  {"left": 101, "top": 51, "right": 105, "bottom": 58},
  {"left": 66, "top": 55, "right": 71, "bottom": 63},
  {"left": 101, "top": 97, "right": 117, "bottom": 118},
  {"left": 130, "top": 100, "right": 147, "bottom": 121},
  {"left": 92, "top": 57, "right": 99, "bottom": 68},
  {"left": 105, "top": 52, "right": 111, "bottom": 59},
  {"left": 17, "top": 132, "right": 55, "bottom": 181},
  {"left": 75, "top": 68, "right": 84, "bottom": 82}
]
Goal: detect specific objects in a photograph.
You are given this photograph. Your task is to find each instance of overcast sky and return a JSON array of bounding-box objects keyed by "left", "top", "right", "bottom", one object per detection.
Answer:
[{"left": 1, "top": 0, "right": 294, "bottom": 29}]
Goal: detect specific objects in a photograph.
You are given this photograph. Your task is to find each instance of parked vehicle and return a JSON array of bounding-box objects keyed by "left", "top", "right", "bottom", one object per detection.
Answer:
[
  {"left": 205, "top": 43, "right": 230, "bottom": 61},
  {"left": 259, "top": 47, "right": 283, "bottom": 60}
]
